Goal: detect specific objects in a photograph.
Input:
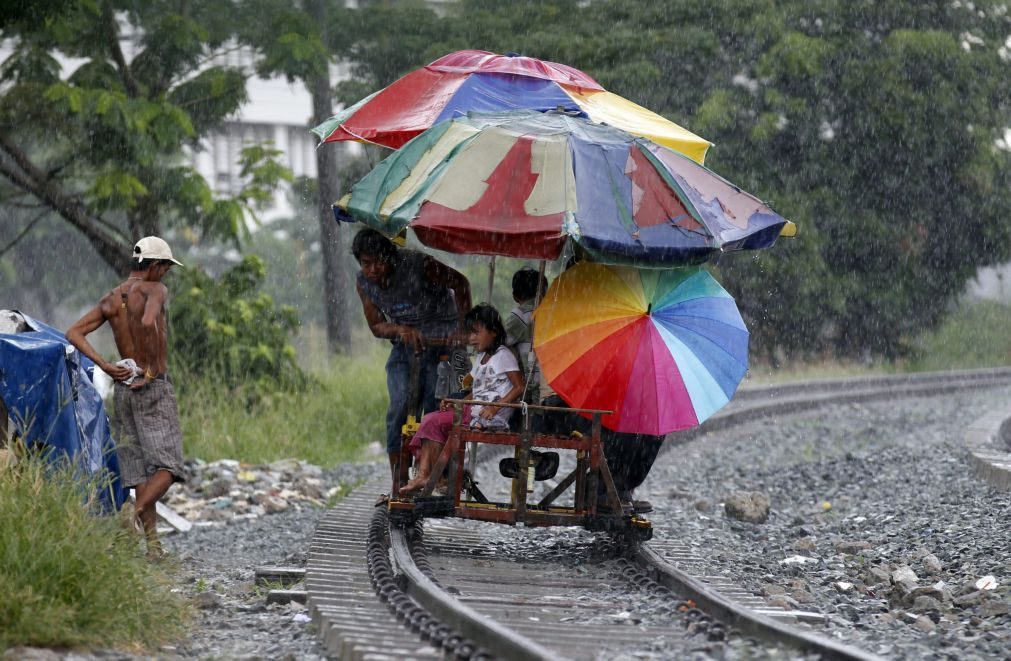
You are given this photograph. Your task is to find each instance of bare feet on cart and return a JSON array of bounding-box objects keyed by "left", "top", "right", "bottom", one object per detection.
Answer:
[{"left": 399, "top": 473, "right": 431, "bottom": 497}]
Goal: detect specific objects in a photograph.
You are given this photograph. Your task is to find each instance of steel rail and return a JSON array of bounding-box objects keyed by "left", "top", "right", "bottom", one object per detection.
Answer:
[
  {"left": 388, "top": 527, "right": 560, "bottom": 661},
  {"left": 669, "top": 367, "right": 1011, "bottom": 444},
  {"left": 732, "top": 366, "right": 1011, "bottom": 401},
  {"left": 636, "top": 543, "right": 883, "bottom": 661}
]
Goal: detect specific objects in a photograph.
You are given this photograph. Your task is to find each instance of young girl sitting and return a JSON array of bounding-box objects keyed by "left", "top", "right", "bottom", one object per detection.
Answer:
[{"left": 400, "top": 304, "right": 524, "bottom": 496}]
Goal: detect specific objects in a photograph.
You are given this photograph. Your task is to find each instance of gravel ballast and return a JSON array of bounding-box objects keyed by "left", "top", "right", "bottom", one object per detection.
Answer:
[
  {"left": 158, "top": 462, "right": 384, "bottom": 660},
  {"left": 639, "top": 388, "right": 1011, "bottom": 660}
]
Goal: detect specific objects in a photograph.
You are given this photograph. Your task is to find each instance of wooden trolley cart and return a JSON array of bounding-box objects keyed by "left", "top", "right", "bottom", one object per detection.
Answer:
[{"left": 388, "top": 399, "right": 652, "bottom": 541}]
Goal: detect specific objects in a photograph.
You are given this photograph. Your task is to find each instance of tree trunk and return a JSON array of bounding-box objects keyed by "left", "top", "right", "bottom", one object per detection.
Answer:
[
  {"left": 307, "top": 0, "right": 351, "bottom": 353},
  {"left": 310, "top": 74, "right": 351, "bottom": 352}
]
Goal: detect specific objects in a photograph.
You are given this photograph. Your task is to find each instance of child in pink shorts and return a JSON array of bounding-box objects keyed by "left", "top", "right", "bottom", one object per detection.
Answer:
[{"left": 400, "top": 304, "right": 523, "bottom": 495}]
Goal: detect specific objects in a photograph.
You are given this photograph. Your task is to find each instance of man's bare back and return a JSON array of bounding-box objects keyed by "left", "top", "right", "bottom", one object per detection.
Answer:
[{"left": 68, "top": 265, "right": 172, "bottom": 386}]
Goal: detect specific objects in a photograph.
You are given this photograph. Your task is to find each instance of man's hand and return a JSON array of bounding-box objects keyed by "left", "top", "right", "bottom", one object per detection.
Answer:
[
  {"left": 103, "top": 362, "right": 135, "bottom": 382},
  {"left": 130, "top": 369, "right": 157, "bottom": 390},
  {"left": 478, "top": 405, "right": 498, "bottom": 420},
  {"left": 396, "top": 326, "right": 424, "bottom": 352}
]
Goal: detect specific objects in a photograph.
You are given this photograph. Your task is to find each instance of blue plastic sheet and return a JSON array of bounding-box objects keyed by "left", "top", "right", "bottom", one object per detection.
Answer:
[{"left": 0, "top": 312, "right": 125, "bottom": 511}]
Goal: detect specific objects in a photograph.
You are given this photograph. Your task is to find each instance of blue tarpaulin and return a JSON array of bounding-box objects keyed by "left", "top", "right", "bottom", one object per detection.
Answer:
[{"left": 0, "top": 312, "right": 125, "bottom": 511}]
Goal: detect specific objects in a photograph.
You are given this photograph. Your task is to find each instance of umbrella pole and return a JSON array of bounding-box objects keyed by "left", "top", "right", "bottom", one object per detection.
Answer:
[
  {"left": 486, "top": 255, "right": 496, "bottom": 303},
  {"left": 520, "top": 260, "right": 548, "bottom": 406},
  {"left": 467, "top": 255, "right": 498, "bottom": 482}
]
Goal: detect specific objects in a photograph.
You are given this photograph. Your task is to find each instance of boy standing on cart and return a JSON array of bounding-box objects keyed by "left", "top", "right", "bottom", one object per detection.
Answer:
[{"left": 352, "top": 229, "right": 472, "bottom": 498}]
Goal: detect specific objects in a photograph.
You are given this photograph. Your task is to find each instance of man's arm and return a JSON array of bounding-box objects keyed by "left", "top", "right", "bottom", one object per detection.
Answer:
[
  {"left": 140, "top": 283, "right": 168, "bottom": 329},
  {"left": 356, "top": 279, "right": 424, "bottom": 351},
  {"left": 133, "top": 283, "right": 168, "bottom": 381},
  {"left": 423, "top": 257, "right": 472, "bottom": 325},
  {"left": 66, "top": 307, "right": 134, "bottom": 381}
]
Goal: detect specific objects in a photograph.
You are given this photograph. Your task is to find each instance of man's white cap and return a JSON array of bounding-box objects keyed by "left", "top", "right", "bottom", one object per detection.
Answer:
[{"left": 133, "top": 236, "right": 182, "bottom": 266}]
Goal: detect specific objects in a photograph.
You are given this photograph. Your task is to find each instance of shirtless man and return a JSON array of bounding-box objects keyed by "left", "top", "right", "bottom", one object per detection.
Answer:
[{"left": 66, "top": 236, "right": 184, "bottom": 559}]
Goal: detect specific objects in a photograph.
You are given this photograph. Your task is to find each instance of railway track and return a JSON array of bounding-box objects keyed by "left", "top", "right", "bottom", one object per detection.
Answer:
[{"left": 306, "top": 368, "right": 1011, "bottom": 659}]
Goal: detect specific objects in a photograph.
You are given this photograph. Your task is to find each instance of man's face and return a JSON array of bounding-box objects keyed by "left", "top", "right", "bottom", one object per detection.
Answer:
[{"left": 358, "top": 253, "right": 392, "bottom": 284}]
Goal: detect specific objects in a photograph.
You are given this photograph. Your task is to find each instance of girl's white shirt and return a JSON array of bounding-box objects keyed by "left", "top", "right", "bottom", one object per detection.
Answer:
[{"left": 469, "top": 345, "right": 520, "bottom": 427}]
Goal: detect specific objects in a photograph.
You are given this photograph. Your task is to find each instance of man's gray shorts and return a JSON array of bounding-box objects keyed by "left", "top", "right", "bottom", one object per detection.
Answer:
[{"left": 113, "top": 378, "right": 185, "bottom": 488}]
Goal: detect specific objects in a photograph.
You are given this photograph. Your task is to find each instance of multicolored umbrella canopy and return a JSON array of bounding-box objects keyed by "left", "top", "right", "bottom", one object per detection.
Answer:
[
  {"left": 533, "top": 262, "right": 749, "bottom": 436},
  {"left": 336, "top": 110, "right": 793, "bottom": 266},
  {"left": 311, "top": 49, "right": 712, "bottom": 163}
]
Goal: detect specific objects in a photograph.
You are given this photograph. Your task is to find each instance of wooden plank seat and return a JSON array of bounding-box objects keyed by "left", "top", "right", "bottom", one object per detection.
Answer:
[{"left": 389, "top": 399, "right": 651, "bottom": 539}]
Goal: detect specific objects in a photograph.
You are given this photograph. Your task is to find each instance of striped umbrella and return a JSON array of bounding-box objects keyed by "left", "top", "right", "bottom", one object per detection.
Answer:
[{"left": 336, "top": 110, "right": 793, "bottom": 266}]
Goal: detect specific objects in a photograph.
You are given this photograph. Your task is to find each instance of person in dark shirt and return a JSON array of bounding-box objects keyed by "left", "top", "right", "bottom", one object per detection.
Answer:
[{"left": 352, "top": 229, "right": 471, "bottom": 495}]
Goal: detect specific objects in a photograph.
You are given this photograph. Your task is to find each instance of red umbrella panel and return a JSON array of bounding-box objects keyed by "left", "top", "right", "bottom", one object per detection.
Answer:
[{"left": 312, "top": 49, "right": 711, "bottom": 163}]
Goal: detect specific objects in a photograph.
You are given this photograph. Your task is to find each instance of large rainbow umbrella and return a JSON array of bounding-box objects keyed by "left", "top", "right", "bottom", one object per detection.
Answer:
[
  {"left": 336, "top": 110, "right": 792, "bottom": 266},
  {"left": 311, "top": 49, "right": 711, "bottom": 163},
  {"left": 533, "top": 262, "right": 749, "bottom": 435}
]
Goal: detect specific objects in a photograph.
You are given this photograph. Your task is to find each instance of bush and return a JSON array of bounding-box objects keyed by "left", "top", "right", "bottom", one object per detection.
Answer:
[
  {"left": 0, "top": 455, "right": 187, "bottom": 652},
  {"left": 169, "top": 255, "right": 304, "bottom": 391}
]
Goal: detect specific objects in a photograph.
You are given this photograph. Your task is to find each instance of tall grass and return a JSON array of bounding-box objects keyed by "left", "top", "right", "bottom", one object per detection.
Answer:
[
  {"left": 910, "top": 300, "right": 1011, "bottom": 371},
  {"left": 0, "top": 455, "right": 187, "bottom": 652},
  {"left": 178, "top": 343, "right": 389, "bottom": 466},
  {"left": 744, "top": 299, "right": 1011, "bottom": 383},
  {"left": 742, "top": 360, "right": 895, "bottom": 386}
]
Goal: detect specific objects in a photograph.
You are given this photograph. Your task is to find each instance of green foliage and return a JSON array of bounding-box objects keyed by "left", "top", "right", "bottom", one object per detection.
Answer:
[
  {"left": 325, "top": 0, "right": 1011, "bottom": 362},
  {"left": 246, "top": 197, "right": 325, "bottom": 326},
  {"left": 714, "top": 1, "right": 1011, "bottom": 360},
  {"left": 0, "top": 0, "right": 290, "bottom": 273},
  {"left": 0, "top": 454, "right": 187, "bottom": 651},
  {"left": 178, "top": 346, "right": 388, "bottom": 466},
  {"left": 169, "top": 256, "right": 303, "bottom": 391},
  {"left": 241, "top": 0, "right": 331, "bottom": 83},
  {"left": 167, "top": 67, "right": 248, "bottom": 134},
  {"left": 236, "top": 143, "right": 295, "bottom": 213},
  {"left": 328, "top": 1, "right": 450, "bottom": 102}
]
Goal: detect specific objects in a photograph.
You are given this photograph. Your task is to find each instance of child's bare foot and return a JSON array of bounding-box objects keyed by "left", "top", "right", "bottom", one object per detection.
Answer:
[{"left": 399, "top": 473, "right": 430, "bottom": 496}]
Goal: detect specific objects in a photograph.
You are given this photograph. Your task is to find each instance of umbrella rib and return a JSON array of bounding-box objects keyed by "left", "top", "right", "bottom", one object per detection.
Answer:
[
  {"left": 654, "top": 322, "right": 738, "bottom": 415},
  {"left": 339, "top": 125, "right": 399, "bottom": 149},
  {"left": 635, "top": 143, "right": 710, "bottom": 237}
]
